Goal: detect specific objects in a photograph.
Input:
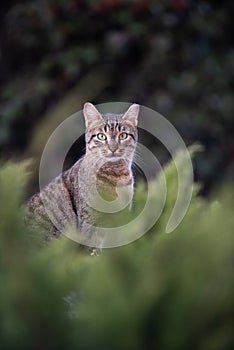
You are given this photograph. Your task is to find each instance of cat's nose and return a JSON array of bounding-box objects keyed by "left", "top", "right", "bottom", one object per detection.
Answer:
[{"left": 108, "top": 142, "right": 118, "bottom": 154}]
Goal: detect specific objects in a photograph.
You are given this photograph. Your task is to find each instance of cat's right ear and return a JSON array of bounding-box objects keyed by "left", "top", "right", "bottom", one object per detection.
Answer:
[
  {"left": 83, "top": 102, "right": 103, "bottom": 128},
  {"left": 122, "top": 104, "right": 140, "bottom": 127}
]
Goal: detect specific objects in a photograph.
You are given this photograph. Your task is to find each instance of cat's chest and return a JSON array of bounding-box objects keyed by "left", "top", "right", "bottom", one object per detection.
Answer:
[
  {"left": 77, "top": 159, "right": 133, "bottom": 205},
  {"left": 96, "top": 160, "right": 133, "bottom": 186}
]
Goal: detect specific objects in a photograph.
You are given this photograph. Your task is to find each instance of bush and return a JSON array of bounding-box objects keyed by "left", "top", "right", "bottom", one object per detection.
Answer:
[{"left": 0, "top": 154, "right": 233, "bottom": 350}]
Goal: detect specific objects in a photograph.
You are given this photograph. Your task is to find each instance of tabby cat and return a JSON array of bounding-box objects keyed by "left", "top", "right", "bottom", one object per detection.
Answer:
[{"left": 26, "top": 102, "right": 139, "bottom": 248}]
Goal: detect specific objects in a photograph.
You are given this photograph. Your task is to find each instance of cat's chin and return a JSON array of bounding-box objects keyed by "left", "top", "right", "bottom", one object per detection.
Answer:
[{"left": 104, "top": 156, "right": 122, "bottom": 162}]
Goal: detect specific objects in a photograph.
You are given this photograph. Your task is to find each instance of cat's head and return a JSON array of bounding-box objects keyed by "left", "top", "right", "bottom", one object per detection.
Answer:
[{"left": 83, "top": 103, "right": 139, "bottom": 163}]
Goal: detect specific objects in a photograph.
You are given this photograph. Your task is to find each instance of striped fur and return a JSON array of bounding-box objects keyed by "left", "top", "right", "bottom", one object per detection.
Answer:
[{"left": 25, "top": 103, "right": 139, "bottom": 246}]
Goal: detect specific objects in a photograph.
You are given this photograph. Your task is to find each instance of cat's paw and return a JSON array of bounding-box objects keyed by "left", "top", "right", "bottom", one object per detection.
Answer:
[{"left": 90, "top": 248, "right": 102, "bottom": 256}]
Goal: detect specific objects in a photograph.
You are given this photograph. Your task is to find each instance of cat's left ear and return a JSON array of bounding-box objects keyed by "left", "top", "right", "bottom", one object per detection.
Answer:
[
  {"left": 122, "top": 104, "right": 140, "bottom": 127},
  {"left": 83, "top": 102, "right": 103, "bottom": 128}
]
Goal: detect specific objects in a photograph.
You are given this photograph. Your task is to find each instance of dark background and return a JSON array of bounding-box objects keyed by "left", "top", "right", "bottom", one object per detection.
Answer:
[{"left": 0, "top": 0, "right": 233, "bottom": 195}]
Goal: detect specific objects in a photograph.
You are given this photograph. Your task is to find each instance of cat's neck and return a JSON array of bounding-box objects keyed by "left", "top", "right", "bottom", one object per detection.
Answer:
[
  {"left": 81, "top": 154, "right": 133, "bottom": 185},
  {"left": 84, "top": 152, "right": 132, "bottom": 169},
  {"left": 73, "top": 154, "right": 133, "bottom": 204}
]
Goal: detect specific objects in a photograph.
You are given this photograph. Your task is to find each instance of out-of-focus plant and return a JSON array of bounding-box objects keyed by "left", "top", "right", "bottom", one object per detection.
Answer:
[{"left": 0, "top": 150, "right": 233, "bottom": 349}]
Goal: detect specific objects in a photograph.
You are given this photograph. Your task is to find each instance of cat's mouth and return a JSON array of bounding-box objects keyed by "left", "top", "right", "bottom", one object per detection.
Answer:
[{"left": 104, "top": 151, "right": 120, "bottom": 158}]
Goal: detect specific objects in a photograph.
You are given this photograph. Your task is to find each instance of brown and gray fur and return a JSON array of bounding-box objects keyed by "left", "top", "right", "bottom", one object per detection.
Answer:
[{"left": 25, "top": 103, "right": 139, "bottom": 247}]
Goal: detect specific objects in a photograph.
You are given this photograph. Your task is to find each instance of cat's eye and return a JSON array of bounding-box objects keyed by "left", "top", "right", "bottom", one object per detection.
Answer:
[
  {"left": 119, "top": 132, "right": 128, "bottom": 140},
  {"left": 97, "top": 133, "right": 107, "bottom": 141}
]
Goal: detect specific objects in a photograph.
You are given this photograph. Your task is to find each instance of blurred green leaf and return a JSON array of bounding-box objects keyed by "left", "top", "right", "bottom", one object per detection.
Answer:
[{"left": 0, "top": 151, "right": 233, "bottom": 349}]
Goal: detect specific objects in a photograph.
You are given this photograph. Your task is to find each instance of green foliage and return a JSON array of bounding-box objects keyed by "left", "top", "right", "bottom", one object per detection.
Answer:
[{"left": 0, "top": 155, "right": 233, "bottom": 350}]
